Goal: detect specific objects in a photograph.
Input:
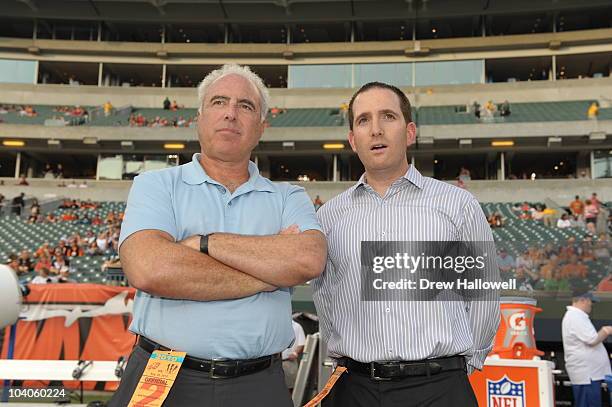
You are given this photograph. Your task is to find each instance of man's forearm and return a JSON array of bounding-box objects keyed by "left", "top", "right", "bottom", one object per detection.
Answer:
[
  {"left": 207, "top": 231, "right": 327, "bottom": 287},
  {"left": 588, "top": 328, "right": 611, "bottom": 346},
  {"left": 121, "top": 231, "right": 274, "bottom": 301}
]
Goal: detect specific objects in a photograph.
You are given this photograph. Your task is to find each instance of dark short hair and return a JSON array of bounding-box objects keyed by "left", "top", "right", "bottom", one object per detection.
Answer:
[{"left": 347, "top": 82, "right": 412, "bottom": 131}]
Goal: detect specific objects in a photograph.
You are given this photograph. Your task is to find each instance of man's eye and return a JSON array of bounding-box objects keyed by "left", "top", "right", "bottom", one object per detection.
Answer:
[
  {"left": 357, "top": 117, "right": 368, "bottom": 125},
  {"left": 211, "top": 99, "right": 225, "bottom": 106},
  {"left": 383, "top": 113, "right": 395, "bottom": 120},
  {"left": 240, "top": 103, "right": 254, "bottom": 111}
]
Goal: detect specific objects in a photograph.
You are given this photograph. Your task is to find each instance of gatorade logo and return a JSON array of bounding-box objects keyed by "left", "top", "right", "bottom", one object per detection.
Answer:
[{"left": 508, "top": 312, "right": 527, "bottom": 331}]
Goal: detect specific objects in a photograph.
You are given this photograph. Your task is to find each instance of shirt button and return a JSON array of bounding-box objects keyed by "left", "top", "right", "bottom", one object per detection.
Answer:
[
  {"left": 385, "top": 308, "right": 390, "bottom": 313},
  {"left": 381, "top": 232, "right": 386, "bottom": 236},
  {"left": 388, "top": 350, "right": 393, "bottom": 354},
  {"left": 228, "top": 201, "right": 233, "bottom": 206}
]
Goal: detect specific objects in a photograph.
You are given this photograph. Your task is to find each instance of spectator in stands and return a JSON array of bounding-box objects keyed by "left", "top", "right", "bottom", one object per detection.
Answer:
[
  {"left": 488, "top": 212, "right": 504, "bottom": 228},
  {"left": 339, "top": 102, "right": 349, "bottom": 123},
  {"left": 496, "top": 249, "right": 515, "bottom": 281},
  {"left": 11, "top": 192, "right": 25, "bottom": 215},
  {"left": 515, "top": 266, "right": 540, "bottom": 291},
  {"left": 538, "top": 257, "right": 558, "bottom": 281},
  {"left": 542, "top": 269, "right": 570, "bottom": 292},
  {"left": 34, "top": 253, "right": 52, "bottom": 274},
  {"left": 472, "top": 101, "right": 480, "bottom": 119},
  {"left": 561, "top": 291, "right": 612, "bottom": 407},
  {"left": 19, "top": 105, "right": 37, "bottom": 117},
  {"left": 54, "top": 164, "right": 64, "bottom": 179},
  {"left": 6, "top": 253, "right": 19, "bottom": 273},
  {"left": 569, "top": 195, "right": 585, "bottom": 220},
  {"left": 54, "top": 242, "right": 69, "bottom": 259},
  {"left": 96, "top": 231, "right": 110, "bottom": 253},
  {"left": 587, "top": 102, "right": 599, "bottom": 119},
  {"left": 560, "top": 255, "right": 587, "bottom": 279},
  {"left": 16, "top": 175, "right": 28, "bottom": 186},
  {"left": 43, "top": 163, "right": 54, "bottom": 178},
  {"left": 31, "top": 267, "right": 53, "bottom": 284},
  {"left": 557, "top": 213, "right": 572, "bottom": 228},
  {"left": 56, "top": 268, "right": 76, "bottom": 283},
  {"left": 589, "top": 192, "right": 601, "bottom": 210},
  {"left": 67, "top": 242, "right": 83, "bottom": 257},
  {"left": 103, "top": 101, "right": 113, "bottom": 117},
  {"left": 458, "top": 166, "right": 471, "bottom": 181},
  {"left": 17, "top": 250, "right": 33, "bottom": 274},
  {"left": 34, "top": 242, "right": 51, "bottom": 258},
  {"left": 584, "top": 199, "right": 599, "bottom": 233},
  {"left": 170, "top": 100, "right": 179, "bottom": 111},
  {"left": 51, "top": 256, "right": 70, "bottom": 275},
  {"left": 163, "top": 97, "right": 171, "bottom": 110},
  {"left": 85, "top": 241, "right": 102, "bottom": 256},
  {"left": 597, "top": 275, "right": 612, "bottom": 291},
  {"left": 499, "top": 100, "right": 511, "bottom": 117},
  {"left": 532, "top": 205, "right": 546, "bottom": 224}
]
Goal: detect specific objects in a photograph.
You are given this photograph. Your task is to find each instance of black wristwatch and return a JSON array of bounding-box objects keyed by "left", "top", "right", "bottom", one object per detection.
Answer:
[{"left": 199, "top": 233, "right": 212, "bottom": 255}]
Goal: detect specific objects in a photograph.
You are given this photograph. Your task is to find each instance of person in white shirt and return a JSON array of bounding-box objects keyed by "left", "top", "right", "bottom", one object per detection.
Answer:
[
  {"left": 282, "top": 320, "right": 306, "bottom": 390},
  {"left": 561, "top": 291, "right": 612, "bottom": 407},
  {"left": 557, "top": 213, "right": 572, "bottom": 229}
]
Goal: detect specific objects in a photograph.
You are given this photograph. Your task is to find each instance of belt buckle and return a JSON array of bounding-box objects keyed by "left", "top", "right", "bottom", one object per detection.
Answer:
[
  {"left": 209, "top": 359, "right": 237, "bottom": 379},
  {"left": 370, "top": 362, "right": 392, "bottom": 381},
  {"left": 428, "top": 362, "right": 442, "bottom": 375}
]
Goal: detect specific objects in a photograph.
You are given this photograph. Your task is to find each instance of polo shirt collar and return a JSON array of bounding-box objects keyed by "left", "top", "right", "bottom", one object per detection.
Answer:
[
  {"left": 182, "top": 153, "right": 274, "bottom": 192},
  {"left": 350, "top": 164, "right": 425, "bottom": 196}
]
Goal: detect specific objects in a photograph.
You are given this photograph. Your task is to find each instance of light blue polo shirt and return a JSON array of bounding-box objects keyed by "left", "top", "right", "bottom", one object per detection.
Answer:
[{"left": 119, "top": 153, "right": 321, "bottom": 359}]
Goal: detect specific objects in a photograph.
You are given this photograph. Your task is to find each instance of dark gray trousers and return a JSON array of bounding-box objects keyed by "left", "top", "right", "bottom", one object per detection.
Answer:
[
  {"left": 322, "top": 368, "right": 479, "bottom": 407},
  {"left": 108, "top": 346, "right": 293, "bottom": 407}
]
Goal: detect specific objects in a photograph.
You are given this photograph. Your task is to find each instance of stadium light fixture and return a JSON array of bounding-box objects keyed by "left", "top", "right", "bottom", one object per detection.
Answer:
[
  {"left": 164, "top": 143, "right": 185, "bottom": 150},
  {"left": 2, "top": 140, "right": 25, "bottom": 147},
  {"left": 491, "top": 140, "right": 514, "bottom": 147},
  {"left": 323, "top": 143, "right": 345, "bottom": 150},
  {"left": 47, "top": 139, "right": 62, "bottom": 148}
]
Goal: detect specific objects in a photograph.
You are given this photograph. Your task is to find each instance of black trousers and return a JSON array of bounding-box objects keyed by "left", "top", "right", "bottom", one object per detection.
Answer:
[
  {"left": 108, "top": 345, "right": 292, "bottom": 407},
  {"left": 322, "top": 368, "right": 478, "bottom": 407}
]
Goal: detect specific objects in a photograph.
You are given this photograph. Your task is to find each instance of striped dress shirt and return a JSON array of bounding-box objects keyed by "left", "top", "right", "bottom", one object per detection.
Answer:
[{"left": 312, "top": 165, "right": 500, "bottom": 372}]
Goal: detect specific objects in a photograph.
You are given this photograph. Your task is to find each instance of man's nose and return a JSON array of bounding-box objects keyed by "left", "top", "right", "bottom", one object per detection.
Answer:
[
  {"left": 371, "top": 119, "right": 383, "bottom": 137},
  {"left": 223, "top": 104, "right": 238, "bottom": 121}
]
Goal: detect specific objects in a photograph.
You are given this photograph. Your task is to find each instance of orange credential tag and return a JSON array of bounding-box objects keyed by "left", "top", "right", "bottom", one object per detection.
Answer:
[
  {"left": 303, "top": 366, "right": 347, "bottom": 407},
  {"left": 127, "top": 350, "right": 187, "bottom": 407}
]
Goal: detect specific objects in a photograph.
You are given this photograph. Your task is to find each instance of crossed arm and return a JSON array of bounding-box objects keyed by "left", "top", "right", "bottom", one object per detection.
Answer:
[{"left": 120, "top": 227, "right": 327, "bottom": 301}]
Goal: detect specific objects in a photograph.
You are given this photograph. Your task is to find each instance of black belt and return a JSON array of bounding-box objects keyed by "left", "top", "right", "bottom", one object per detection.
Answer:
[
  {"left": 338, "top": 356, "right": 466, "bottom": 380},
  {"left": 138, "top": 336, "right": 280, "bottom": 379}
]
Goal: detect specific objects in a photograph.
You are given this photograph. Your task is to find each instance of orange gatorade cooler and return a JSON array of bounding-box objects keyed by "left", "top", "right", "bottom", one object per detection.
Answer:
[{"left": 491, "top": 297, "right": 544, "bottom": 360}]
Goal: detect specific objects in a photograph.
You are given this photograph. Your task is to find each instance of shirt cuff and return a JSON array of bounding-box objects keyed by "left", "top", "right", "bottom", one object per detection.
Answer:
[{"left": 466, "top": 346, "right": 492, "bottom": 372}]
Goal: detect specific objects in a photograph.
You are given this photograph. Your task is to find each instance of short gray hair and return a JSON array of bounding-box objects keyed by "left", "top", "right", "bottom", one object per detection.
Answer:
[{"left": 197, "top": 64, "right": 270, "bottom": 122}]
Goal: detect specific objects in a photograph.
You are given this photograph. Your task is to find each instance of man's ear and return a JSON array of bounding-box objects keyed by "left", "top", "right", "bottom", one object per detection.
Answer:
[
  {"left": 406, "top": 122, "right": 417, "bottom": 147},
  {"left": 348, "top": 130, "right": 357, "bottom": 153}
]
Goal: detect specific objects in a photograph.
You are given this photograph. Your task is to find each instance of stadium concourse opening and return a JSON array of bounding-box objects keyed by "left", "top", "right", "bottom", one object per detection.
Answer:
[{"left": 0, "top": 0, "right": 611, "bottom": 405}]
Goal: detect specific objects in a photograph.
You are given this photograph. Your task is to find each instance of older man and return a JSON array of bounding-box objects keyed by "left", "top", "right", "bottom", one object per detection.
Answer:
[
  {"left": 109, "top": 64, "right": 327, "bottom": 407},
  {"left": 313, "top": 82, "right": 500, "bottom": 406},
  {"left": 562, "top": 291, "right": 612, "bottom": 407}
]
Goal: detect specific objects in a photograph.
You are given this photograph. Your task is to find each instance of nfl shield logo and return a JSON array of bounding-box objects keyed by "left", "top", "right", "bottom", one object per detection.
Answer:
[{"left": 487, "top": 375, "right": 525, "bottom": 407}]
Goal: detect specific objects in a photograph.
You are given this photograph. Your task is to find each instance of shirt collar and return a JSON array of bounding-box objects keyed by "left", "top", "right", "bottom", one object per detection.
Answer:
[
  {"left": 181, "top": 153, "right": 274, "bottom": 192},
  {"left": 566, "top": 305, "right": 589, "bottom": 317},
  {"left": 350, "top": 165, "right": 425, "bottom": 196}
]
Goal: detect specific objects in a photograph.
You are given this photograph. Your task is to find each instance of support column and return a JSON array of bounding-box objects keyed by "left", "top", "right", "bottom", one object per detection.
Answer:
[
  {"left": 14, "top": 152, "right": 21, "bottom": 179},
  {"left": 499, "top": 152, "right": 505, "bottom": 180},
  {"left": 162, "top": 64, "right": 167, "bottom": 88},
  {"left": 95, "top": 154, "right": 101, "bottom": 181},
  {"left": 98, "top": 63, "right": 103, "bottom": 87},
  {"left": 33, "top": 61, "right": 39, "bottom": 84},
  {"left": 551, "top": 55, "right": 556, "bottom": 81},
  {"left": 332, "top": 154, "right": 338, "bottom": 182}
]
